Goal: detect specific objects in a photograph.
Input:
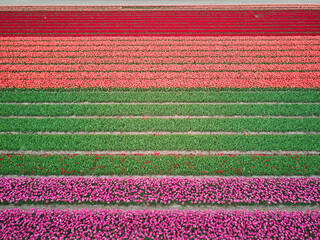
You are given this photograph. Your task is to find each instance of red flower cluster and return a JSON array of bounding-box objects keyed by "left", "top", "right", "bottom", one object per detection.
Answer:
[{"left": 0, "top": 10, "right": 319, "bottom": 36}]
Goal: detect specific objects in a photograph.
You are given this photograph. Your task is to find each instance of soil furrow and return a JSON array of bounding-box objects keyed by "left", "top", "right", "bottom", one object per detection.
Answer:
[
  {"left": 2, "top": 102, "right": 319, "bottom": 105},
  {"left": 0, "top": 150, "right": 319, "bottom": 155},
  {"left": 0, "top": 116, "right": 317, "bottom": 119},
  {"left": 1, "top": 131, "right": 318, "bottom": 135},
  {"left": 0, "top": 204, "right": 318, "bottom": 213}
]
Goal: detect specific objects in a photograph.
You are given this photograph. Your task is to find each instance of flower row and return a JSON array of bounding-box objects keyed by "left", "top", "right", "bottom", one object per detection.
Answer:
[
  {"left": 3, "top": 45, "right": 319, "bottom": 52},
  {"left": 1, "top": 208, "right": 319, "bottom": 239},
  {"left": 2, "top": 36, "right": 319, "bottom": 41},
  {"left": 2, "top": 72, "right": 319, "bottom": 88},
  {"left": 4, "top": 51, "right": 319, "bottom": 61},
  {"left": 1, "top": 153, "right": 319, "bottom": 176},
  {"left": 1, "top": 177, "right": 320, "bottom": 205},
  {"left": 3, "top": 33, "right": 318, "bottom": 37},
  {"left": 2, "top": 39, "right": 319, "bottom": 47},
  {"left": 5, "top": 50, "right": 318, "bottom": 58},
  {"left": 2, "top": 57, "right": 319, "bottom": 64},
  {"left": 2, "top": 63, "right": 319, "bottom": 72}
]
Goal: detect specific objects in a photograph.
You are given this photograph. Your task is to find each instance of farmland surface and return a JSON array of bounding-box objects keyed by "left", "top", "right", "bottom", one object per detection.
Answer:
[{"left": 0, "top": 5, "right": 319, "bottom": 239}]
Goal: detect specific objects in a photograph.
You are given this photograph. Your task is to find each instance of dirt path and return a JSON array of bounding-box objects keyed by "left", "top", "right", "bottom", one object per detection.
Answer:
[
  {"left": 0, "top": 203, "right": 319, "bottom": 213},
  {"left": 4, "top": 102, "right": 318, "bottom": 105},
  {"left": 1, "top": 150, "right": 319, "bottom": 155},
  {"left": 0, "top": 115, "right": 316, "bottom": 119},
  {"left": 1, "top": 131, "right": 318, "bottom": 135}
]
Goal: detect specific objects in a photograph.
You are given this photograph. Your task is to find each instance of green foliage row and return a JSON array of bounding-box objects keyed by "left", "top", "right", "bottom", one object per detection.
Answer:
[
  {"left": 0, "top": 134, "right": 319, "bottom": 151},
  {"left": 0, "top": 117, "right": 319, "bottom": 132},
  {"left": 0, "top": 89, "right": 319, "bottom": 103},
  {"left": 1, "top": 154, "right": 319, "bottom": 176},
  {"left": 0, "top": 103, "right": 319, "bottom": 116}
]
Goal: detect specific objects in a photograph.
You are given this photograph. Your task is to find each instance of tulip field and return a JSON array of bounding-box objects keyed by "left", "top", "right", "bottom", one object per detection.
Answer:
[{"left": 0, "top": 4, "right": 320, "bottom": 239}]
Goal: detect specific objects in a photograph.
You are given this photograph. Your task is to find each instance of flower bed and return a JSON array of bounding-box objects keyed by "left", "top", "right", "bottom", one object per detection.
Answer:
[
  {"left": 1, "top": 177, "right": 319, "bottom": 205},
  {"left": 0, "top": 209, "right": 319, "bottom": 239}
]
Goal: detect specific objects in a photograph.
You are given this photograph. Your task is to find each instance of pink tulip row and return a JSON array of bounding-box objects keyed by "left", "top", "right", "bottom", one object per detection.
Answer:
[
  {"left": 0, "top": 208, "right": 319, "bottom": 239},
  {"left": 2, "top": 63, "right": 319, "bottom": 72},
  {"left": 3, "top": 45, "right": 319, "bottom": 52},
  {"left": 2, "top": 57, "right": 319, "bottom": 65},
  {"left": 1, "top": 36, "right": 319, "bottom": 42},
  {"left": 0, "top": 177, "right": 319, "bottom": 205},
  {"left": 3, "top": 50, "right": 318, "bottom": 58},
  {"left": 1, "top": 71, "right": 318, "bottom": 88},
  {"left": 2, "top": 41, "right": 319, "bottom": 47}
]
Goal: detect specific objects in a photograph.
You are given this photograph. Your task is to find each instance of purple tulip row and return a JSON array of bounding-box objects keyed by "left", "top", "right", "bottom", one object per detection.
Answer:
[
  {"left": 0, "top": 208, "right": 319, "bottom": 239},
  {"left": 1, "top": 177, "right": 320, "bottom": 205}
]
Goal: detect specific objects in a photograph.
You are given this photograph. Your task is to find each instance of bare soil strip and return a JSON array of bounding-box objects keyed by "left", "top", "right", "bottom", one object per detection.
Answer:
[
  {"left": 1, "top": 150, "right": 319, "bottom": 155},
  {"left": 1, "top": 5, "right": 320, "bottom": 11},
  {"left": 0, "top": 204, "right": 318, "bottom": 213},
  {"left": 1, "top": 131, "right": 318, "bottom": 135},
  {"left": 0, "top": 116, "right": 316, "bottom": 119},
  {"left": 3, "top": 102, "right": 319, "bottom": 105}
]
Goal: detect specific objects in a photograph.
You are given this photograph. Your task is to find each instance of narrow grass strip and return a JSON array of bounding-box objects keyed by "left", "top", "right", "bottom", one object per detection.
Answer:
[
  {"left": 0, "top": 103, "right": 319, "bottom": 116},
  {"left": 0, "top": 134, "right": 319, "bottom": 151},
  {"left": 1, "top": 154, "right": 319, "bottom": 176},
  {"left": 0, "top": 89, "right": 319, "bottom": 103},
  {"left": 0, "top": 118, "right": 319, "bottom": 132},
  {"left": 1, "top": 177, "right": 319, "bottom": 206}
]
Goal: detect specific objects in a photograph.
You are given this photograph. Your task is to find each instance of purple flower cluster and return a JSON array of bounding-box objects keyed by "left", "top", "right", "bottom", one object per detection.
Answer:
[
  {"left": 0, "top": 177, "right": 319, "bottom": 205},
  {"left": 0, "top": 209, "right": 319, "bottom": 239}
]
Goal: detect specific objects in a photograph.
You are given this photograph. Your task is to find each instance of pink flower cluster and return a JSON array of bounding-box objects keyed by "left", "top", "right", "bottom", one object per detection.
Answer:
[
  {"left": 0, "top": 177, "right": 319, "bottom": 205},
  {"left": 1, "top": 36, "right": 319, "bottom": 89},
  {"left": 0, "top": 208, "right": 319, "bottom": 239}
]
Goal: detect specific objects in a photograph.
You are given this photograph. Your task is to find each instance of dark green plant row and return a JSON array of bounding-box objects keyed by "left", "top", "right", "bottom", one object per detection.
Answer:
[
  {"left": 0, "top": 89, "right": 319, "bottom": 103},
  {"left": 0, "top": 134, "right": 319, "bottom": 151},
  {"left": 0, "top": 103, "right": 319, "bottom": 116},
  {"left": 1, "top": 117, "right": 319, "bottom": 132},
  {"left": 1, "top": 153, "right": 319, "bottom": 176}
]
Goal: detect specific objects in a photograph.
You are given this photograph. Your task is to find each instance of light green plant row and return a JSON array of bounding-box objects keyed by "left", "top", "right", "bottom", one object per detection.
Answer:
[
  {"left": 0, "top": 154, "right": 319, "bottom": 176},
  {"left": 0, "top": 89, "right": 319, "bottom": 103},
  {"left": 0, "top": 103, "right": 319, "bottom": 116},
  {"left": 0, "top": 117, "right": 319, "bottom": 132},
  {"left": 0, "top": 134, "right": 319, "bottom": 151}
]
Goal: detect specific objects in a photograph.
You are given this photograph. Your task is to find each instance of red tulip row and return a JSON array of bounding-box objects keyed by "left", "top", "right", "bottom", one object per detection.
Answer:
[{"left": 1, "top": 10, "right": 319, "bottom": 36}]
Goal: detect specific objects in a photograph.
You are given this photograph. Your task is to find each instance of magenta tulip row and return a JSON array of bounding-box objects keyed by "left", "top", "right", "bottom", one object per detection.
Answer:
[
  {"left": 2, "top": 63, "right": 319, "bottom": 72},
  {"left": 0, "top": 208, "right": 319, "bottom": 239},
  {"left": 1, "top": 177, "right": 319, "bottom": 205}
]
